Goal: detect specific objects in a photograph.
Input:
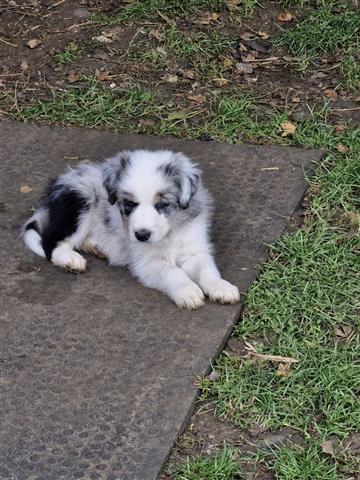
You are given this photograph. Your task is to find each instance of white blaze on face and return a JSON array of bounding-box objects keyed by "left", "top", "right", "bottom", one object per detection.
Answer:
[{"left": 120, "top": 152, "right": 173, "bottom": 243}]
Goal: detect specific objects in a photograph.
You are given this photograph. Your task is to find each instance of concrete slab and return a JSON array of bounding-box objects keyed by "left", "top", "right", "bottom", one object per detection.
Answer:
[{"left": 0, "top": 120, "right": 322, "bottom": 480}]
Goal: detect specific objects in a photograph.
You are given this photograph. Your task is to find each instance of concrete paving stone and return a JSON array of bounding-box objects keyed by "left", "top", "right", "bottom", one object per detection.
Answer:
[{"left": 0, "top": 121, "right": 323, "bottom": 480}]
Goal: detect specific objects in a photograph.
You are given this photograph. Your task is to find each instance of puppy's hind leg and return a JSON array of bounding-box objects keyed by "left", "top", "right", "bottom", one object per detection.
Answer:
[{"left": 51, "top": 241, "right": 87, "bottom": 272}]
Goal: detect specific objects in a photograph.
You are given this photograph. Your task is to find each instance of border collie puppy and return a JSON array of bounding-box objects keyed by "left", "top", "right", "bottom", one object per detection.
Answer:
[{"left": 22, "top": 150, "right": 240, "bottom": 309}]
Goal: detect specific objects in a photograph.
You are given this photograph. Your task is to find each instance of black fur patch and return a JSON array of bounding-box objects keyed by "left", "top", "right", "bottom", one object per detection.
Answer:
[
  {"left": 25, "top": 220, "right": 39, "bottom": 233},
  {"left": 41, "top": 186, "right": 88, "bottom": 260}
]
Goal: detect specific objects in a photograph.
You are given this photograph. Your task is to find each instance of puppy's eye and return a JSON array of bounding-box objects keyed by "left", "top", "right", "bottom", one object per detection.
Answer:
[
  {"left": 155, "top": 201, "right": 170, "bottom": 212},
  {"left": 122, "top": 199, "right": 138, "bottom": 216}
]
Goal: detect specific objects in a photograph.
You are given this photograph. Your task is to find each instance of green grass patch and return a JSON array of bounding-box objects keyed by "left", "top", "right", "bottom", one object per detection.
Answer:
[
  {"left": 91, "top": 0, "right": 227, "bottom": 26},
  {"left": 340, "top": 49, "right": 360, "bottom": 91},
  {"left": 54, "top": 43, "right": 80, "bottom": 64},
  {"left": 170, "top": 446, "right": 242, "bottom": 480},
  {"left": 274, "top": 4, "right": 360, "bottom": 65}
]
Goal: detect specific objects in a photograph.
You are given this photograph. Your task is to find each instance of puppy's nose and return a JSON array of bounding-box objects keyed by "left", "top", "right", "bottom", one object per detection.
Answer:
[{"left": 135, "top": 229, "right": 151, "bottom": 242}]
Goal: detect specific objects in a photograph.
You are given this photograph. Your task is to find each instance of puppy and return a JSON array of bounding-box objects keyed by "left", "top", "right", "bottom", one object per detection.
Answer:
[{"left": 22, "top": 150, "right": 240, "bottom": 309}]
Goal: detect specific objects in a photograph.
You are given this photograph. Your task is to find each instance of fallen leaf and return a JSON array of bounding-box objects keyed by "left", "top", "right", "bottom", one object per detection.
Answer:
[
  {"left": 156, "top": 46, "right": 167, "bottom": 57},
  {"left": 20, "top": 59, "right": 29, "bottom": 72},
  {"left": 148, "top": 28, "right": 163, "bottom": 41},
  {"left": 214, "top": 77, "right": 229, "bottom": 87},
  {"left": 335, "top": 123, "right": 346, "bottom": 133},
  {"left": 182, "top": 69, "right": 195, "bottom": 79},
  {"left": 281, "top": 121, "right": 296, "bottom": 136},
  {"left": 235, "top": 62, "right": 253, "bottom": 74},
  {"left": 311, "top": 71, "right": 328, "bottom": 80},
  {"left": 67, "top": 71, "right": 80, "bottom": 83},
  {"left": 324, "top": 88, "right": 337, "bottom": 98},
  {"left": 187, "top": 94, "right": 207, "bottom": 104},
  {"left": 334, "top": 325, "right": 354, "bottom": 338},
  {"left": 26, "top": 38, "right": 42, "bottom": 49},
  {"left": 226, "top": 0, "right": 240, "bottom": 11},
  {"left": 242, "top": 53, "right": 256, "bottom": 62},
  {"left": 276, "top": 363, "right": 293, "bottom": 377},
  {"left": 240, "top": 32, "right": 254, "bottom": 41},
  {"left": 95, "top": 68, "right": 111, "bottom": 81},
  {"left": 277, "top": 12, "right": 293, "bottom": 22},
  {"left": 321, "top": 440, "right": 335, "bottom": 458},
  {"left": 162, "top": 73, "right": 178, "bottom": 83},
  {"left": 167, "top": 110, "right": 189, "bottom": 121},
  {"left": 207, "top": 370, "right": 219, "bottom": 381},
  {"left": 198, "top": 12, "right": 220, "bottom": 24},
  {"left": 336, "top": 143, "right": 349, "bottom": 154},
  {"left": 92, "top": 34, "right": 113, "bottom": 44},
  {"left": 344, "top": 211, "right": 359, "bottom": 226},
  {"left": 138, "top": 118, "right": 155, "bottom": 128},
  {"left": 20, "top": 185, "right": 33, "bottom": 193},
  {"left": 258, "top": 31, "right": 270, "bottom": 40}
]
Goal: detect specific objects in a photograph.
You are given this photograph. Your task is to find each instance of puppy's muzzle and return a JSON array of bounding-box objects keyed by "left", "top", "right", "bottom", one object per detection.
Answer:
[{"left": 135, "top": 229, "right": 151, "bottom": 242}]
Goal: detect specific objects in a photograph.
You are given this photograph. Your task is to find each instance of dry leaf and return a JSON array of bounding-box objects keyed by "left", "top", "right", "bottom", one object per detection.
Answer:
[
  {"left": 344, "top": 211, "right": 359, "bottom": 226},
  {"left": 276, "top": 363, "right": 293, "bottom": 377},
  {"left": 198, "top": 12, "right": 220, "bottom": 24},
  {"left": 162, "top": 74, "right": 178, "bottom": 83},
  {"left": 92, "top": 34, "right": 113, "bottom": 44},
  {"left": 334, "top": 325, "right": 354, "bottom": 338},
  {"left": 20, "top": 59, "right": 29, "bottom": 72},
  {"left": 182, "top": 69, "right": 195, "bottom": 79},
  {"left": 20, "top": 185, "right": 33, "bottom": 193},
  {"left": 226, "top": 0, "right": 240, "bottom": 11},
  {"left": 235, "top": 62, "right": 253, "bottom": 74},
  {"left": 242, "top": 53, "right": 256, "bottom": 62},
  {"left": 335, "top": 123, "right": 346, "bottom": 133},
  {"left": 311, "top": 71, "right": 328, "bottom": 80},
  {"left": 336, "top": 143, "right": 349, "bottom": 154},
  {"left": 207, "top": 370, "right": 220, "bottom": 381},
  {"left": 138, "top": 118, "right": 155, "bottom": 128},
  {"left": 277, "top": 12, "right": 293, "bottom": 22},
  {"left": 240, "top": 32, "right": 254, "bottom": 41},
  {"left": 26, "top": 38, "right": 42, "bottom": 49},
  {"left": 214, "top": 77, "right": 229, "bottom": 87},
  {"left": 187, "top": 94, "right": 207, "bottom": 104},
  {"left": 148, "top": 29, "right": 163, "bottom": 41},
  {"left": 324, "top": 88, "right": 337, "bottom": 98},
  {"left": 281, "top": 121, "right": 296, "bottom": 136},
  {"left": 258, "top": 31, "right": 270, "bottom": 40},
  {"left": 321, "top": 440, "right": 335, "bottom": 458},
  {"left": 95, "top": 69, "right": 111, "bottom": 81},
  {"left": 67, "top": 71, "right": 80, "bottom": 83},
  {"left": 156, "top": 46, "right": 167, "bottom": 57}
]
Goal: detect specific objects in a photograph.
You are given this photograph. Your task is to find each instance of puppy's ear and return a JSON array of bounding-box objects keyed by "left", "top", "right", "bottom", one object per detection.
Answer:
[
  {"left": 171, "top": 153, "right": 201, "bottom": 209},
  {"left": 103, "top": 152, "right": 130, "bottom": 205}
]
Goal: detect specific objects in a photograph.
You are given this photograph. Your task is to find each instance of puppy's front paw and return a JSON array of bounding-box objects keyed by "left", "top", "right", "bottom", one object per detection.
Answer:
[
  {"left": 205, "top": 278, "right": 240, "bottom": 305},
  {"left": 172, "top": 283, "right": 205, "bottom": 310},
  {"left": 52, "top": 249, "right": 87, "bottom": 272}
]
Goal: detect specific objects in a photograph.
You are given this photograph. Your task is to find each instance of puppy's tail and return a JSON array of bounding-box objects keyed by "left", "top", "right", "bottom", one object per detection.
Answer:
[{"left": 22, "top": 212, "right": 46, "bottom": 258}]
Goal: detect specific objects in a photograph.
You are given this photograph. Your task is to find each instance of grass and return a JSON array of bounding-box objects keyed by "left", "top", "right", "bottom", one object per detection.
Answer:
[
  {"left": 170, "top": 446, "right": 242, "bottom": 480},
  {"left": 91, "top": 0, "right": 227, "bottom": 26},
  {"left": 340, "top": 49, "right": 360, "bottom": 91},
  {"left": 53, "top": 43, "right": 80, "bottom": 64},
  {"left": 275, "top": 4, "right": 360, "bottom": 65}
]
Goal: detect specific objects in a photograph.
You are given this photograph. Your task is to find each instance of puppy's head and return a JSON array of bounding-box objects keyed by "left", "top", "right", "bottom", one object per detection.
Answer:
[{"left": 103, "top": 150, "right": 201, "bottom": 244}]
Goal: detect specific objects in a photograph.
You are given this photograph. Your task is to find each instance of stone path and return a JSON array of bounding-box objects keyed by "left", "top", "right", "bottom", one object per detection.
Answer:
[{"left": 0, "top": 121, "right": 322, "bottom": 480}]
